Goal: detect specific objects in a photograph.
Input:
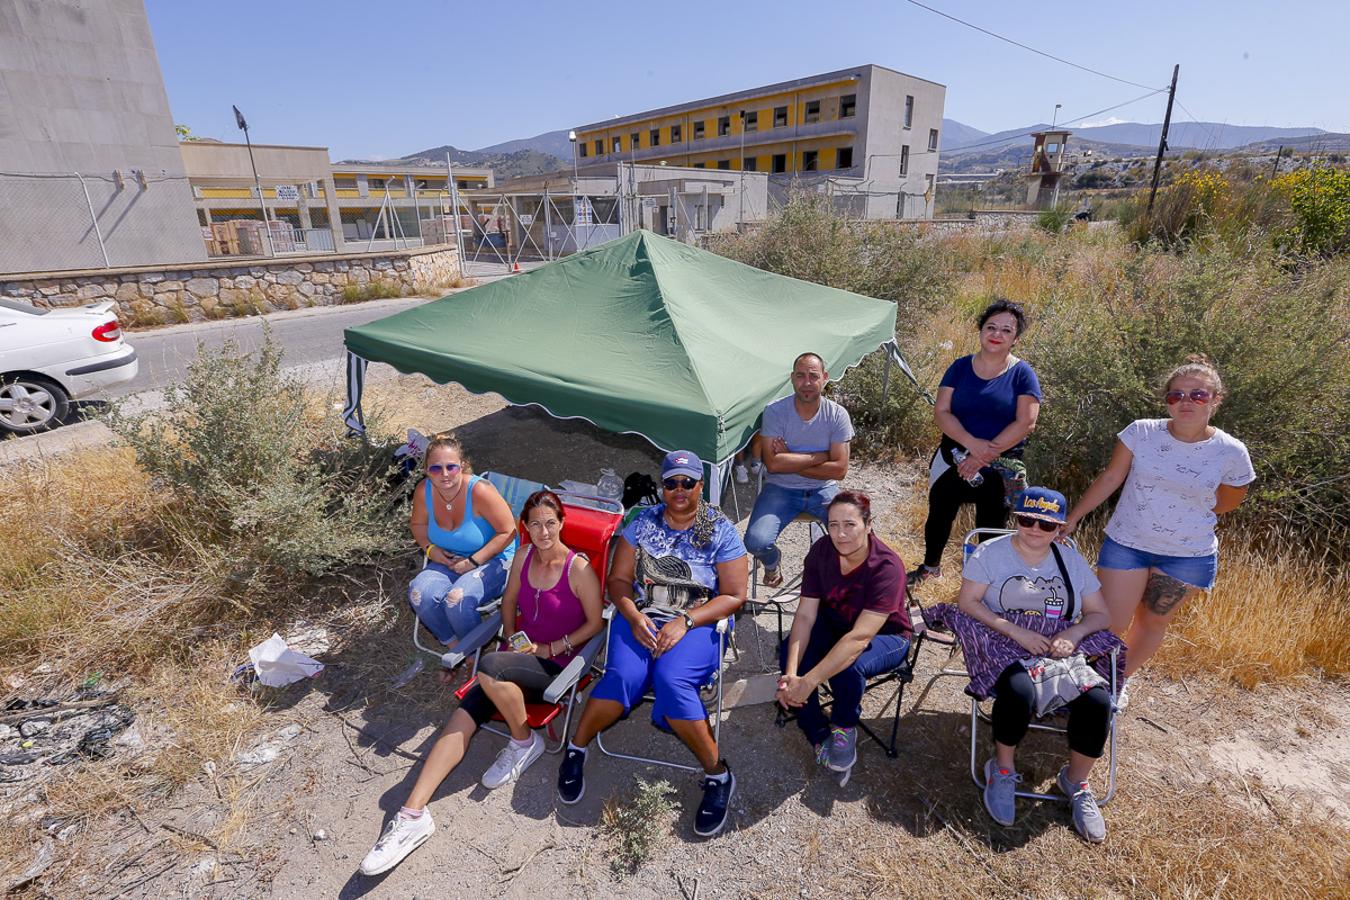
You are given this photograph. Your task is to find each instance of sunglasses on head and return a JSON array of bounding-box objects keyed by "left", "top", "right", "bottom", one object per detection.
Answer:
[
  {"left": 1015, "top": 514, "right": 1060, "bottom": 532},
  {"left": 1165, "top": 389, "right": 1213, "bottom": 405},
  {"left": 427, "top": 463, "right": 461, "bottom": 475},
  {"left": 662, "top": 476, "right": 699, "bottom": 491}
]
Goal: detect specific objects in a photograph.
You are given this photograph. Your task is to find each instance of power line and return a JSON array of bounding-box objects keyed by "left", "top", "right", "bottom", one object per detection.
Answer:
[
  {"left": 901, "top": 0, "right": 1162, "bottom": 91},
  {"left": 1173, "top": 100, "right": 1223, "bottom": 150},
  {"left": 947, "top": 88, "right": 1168, "bottom": 154}
]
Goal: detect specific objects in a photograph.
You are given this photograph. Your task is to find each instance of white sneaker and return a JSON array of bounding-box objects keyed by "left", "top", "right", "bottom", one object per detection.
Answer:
[
  {"left": 748, "top": 459, "right": 763, "bottom": 475},
  {"left": 481, "top": 732, "right": 544, "bottom": 790},
  {"left": 359, "top": 810, "right": 435, "bottom": 876},
  {"left": 734, "top": 464, "right": 749, "bottom": 484}
]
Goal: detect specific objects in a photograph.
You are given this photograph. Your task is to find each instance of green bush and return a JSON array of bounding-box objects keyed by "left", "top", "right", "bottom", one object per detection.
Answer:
[
  {"left": 1036, "top": 206, "right": 1072, "bottom": 234},
  {"left": 601, "top": 778, "right": 676, "bottom": 875},
  {"left": 104, "top": 333, "right": 404, "bottom": 591},
  {"left": 712, "top": 193, "right": 953, "bottom": 316},
  {"left": 1273, "top": 167, "right": 1350, "bottom": 257}
]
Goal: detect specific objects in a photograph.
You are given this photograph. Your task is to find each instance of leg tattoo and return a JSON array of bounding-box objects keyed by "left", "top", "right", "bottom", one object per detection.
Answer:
[{"left": 1142, "top": 573, "right": 1190, "bottom": 616}]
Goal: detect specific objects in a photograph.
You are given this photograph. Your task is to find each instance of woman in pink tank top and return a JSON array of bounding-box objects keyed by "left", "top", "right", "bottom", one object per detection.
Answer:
[{"left": 361, "top": 490, "right": 603, "bottom": 878}]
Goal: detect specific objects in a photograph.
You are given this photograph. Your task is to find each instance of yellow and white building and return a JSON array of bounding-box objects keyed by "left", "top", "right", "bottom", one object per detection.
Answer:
[
  {"left": 179, "top": 141, "right": 493, "bottom": 252},
  {"left": 571, "top": 64, "right": 945, "bottom": 218}
]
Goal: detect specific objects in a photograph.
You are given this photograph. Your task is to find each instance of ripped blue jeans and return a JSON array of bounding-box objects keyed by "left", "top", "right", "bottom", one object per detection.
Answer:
[{"left": 407, "top": 556, "right": 511, "bottom": 644}]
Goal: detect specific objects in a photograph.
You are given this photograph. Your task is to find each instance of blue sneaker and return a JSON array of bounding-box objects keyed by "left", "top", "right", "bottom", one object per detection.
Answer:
[
  {"left": 694, "top": 762, "right": 735, "bottom": 837},
  {"left": 557, "top": 746, "right": 586, "bottom": 805}
]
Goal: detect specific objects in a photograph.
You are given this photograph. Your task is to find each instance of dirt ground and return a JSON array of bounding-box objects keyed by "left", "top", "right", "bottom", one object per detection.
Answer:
[{"left": 7, "top": 372, "right": 1348, "bottom": 898}]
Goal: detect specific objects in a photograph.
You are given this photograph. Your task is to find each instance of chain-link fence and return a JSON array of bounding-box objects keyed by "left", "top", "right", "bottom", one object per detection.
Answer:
[{"left": 0, "top": 170, "right": 209, "bottom": 274}]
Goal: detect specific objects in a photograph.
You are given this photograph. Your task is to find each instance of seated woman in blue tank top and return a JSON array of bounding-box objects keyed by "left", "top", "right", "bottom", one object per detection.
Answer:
[{"left": 408, "top": 433, "right": 518, "bottom": 647}]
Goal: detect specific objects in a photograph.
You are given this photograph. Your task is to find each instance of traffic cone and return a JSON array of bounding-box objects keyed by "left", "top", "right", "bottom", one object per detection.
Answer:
[{"left": 512, "top": 261, "right": 520, "bottom": 273}]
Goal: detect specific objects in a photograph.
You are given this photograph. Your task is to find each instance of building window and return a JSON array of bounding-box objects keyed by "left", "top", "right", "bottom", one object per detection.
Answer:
[
  {"left": 743, "top": 156, "right": 757, "bottom": 171},
  {"left": 836, "top": 146, "right": 853, "bottom": 169},
  {"left": 742, "top": 110, "right": 758, "bottom": 132},
  {"left": 631, "top": 132, "right": 640, "bottom": 150},
  {"left": 612, "top": 137, "right": 621, "bottom": 154},
  {"left": 804, "top": 100, "right": 820, "bottom": 124},
  {"left": 904, "top": 95, "right": 914, "bottom": 129},
  {"left": 694, "top": 120, "right": 705, "bottom": 140},
  {"left": 718, "top": 115, "right": 731, "bottom": 136},
  {"left": 578, "top": 143, "right": 588, "bottom": 158},
  {"left": 802, "top": 150, "right": 818, "bottom": 171},
  {"left": 840, "top": 94, "right": 856, "bottom": 118},
  {"left": 717, "top": 159, "right": 730, "bottom": 170},
  {"left": 771, "top": 153, "right": 787, "bottom": 173},
  {"left": 928, "top": 128, "right": 939, "bottom": 151},
  {"left": 594, "top": 139, "right": 603, "bottom": 156},
  {"left": 900, "top": 145, "right": 910, "bottom": 175},
  {"left": 773, "top": 106, "right": 788, "bottom": 127},
  {"left": 650, "top": 128, "right": 661, "bottom": 147},
  {"left": 671, "top": 123, "right": 682, "bottom": 142},
  {"left": 693, "top": 162, "right": 706, "bottom": 168}
]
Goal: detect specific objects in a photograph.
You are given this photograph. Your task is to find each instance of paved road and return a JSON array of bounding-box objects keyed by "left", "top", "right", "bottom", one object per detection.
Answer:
[{"left": 105, "top": 295, "right": 429, "bottom": 398}]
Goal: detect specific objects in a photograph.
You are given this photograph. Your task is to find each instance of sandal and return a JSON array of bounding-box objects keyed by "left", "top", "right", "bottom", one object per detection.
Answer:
[{"left": 761, "top": 566, "right": 784, "bottom": 589}]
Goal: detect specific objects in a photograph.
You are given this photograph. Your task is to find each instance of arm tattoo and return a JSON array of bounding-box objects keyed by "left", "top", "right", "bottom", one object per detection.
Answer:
[{"left": 1142, "top": 572, "right": 1191, "bottom": 616}]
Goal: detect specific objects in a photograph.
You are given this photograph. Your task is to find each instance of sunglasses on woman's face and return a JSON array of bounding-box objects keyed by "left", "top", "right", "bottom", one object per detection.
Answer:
[
  {"left": 427, "top": 463, "right": 461, "bottom": 476},
  {"left": 1165, "top": 389, "right": 1212, "bottom": 405},
  {"left": 662, "top": 477, "right": 699, "bottom": 491},
  {"left": 1014, "top": 514, "right": 1060, "bottom": 532}
]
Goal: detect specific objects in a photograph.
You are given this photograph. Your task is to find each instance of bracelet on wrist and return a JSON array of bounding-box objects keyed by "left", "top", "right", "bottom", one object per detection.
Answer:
[
  {"left": 424, "top": 544, "right": 433, "bottom": 558},
  {"left": 467, "top": 554, "right": 480, "bottom": 567},
  {"left": 562, "top": 634, "right": 574, "bottom": 654}
]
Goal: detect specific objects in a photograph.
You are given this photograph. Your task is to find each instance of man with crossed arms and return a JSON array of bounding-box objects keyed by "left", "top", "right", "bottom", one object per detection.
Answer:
[{"left": 744, "top": 352, "right": 854, "bottom": 588}]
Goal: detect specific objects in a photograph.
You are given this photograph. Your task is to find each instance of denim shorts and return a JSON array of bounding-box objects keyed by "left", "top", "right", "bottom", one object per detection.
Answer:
[{"left": 1097, "top": 536, "right": 1218, "bottom": 590}]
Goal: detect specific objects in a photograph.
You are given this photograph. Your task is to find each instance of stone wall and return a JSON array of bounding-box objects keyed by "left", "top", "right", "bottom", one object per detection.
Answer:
[{"left": 0, "top": 245, "right": 461, "bottom": 327}]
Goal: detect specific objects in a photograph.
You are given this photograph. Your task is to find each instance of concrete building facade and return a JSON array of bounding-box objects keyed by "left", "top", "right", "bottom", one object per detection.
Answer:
[
  {"left": 0, "top": 0, "right": 207, "bottom": 273},
  {"left": 571, "top": 64, "right": 946, "bottom": 219}
]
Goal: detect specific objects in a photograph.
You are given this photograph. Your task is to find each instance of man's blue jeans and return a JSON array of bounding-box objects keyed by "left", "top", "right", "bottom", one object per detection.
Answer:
[
  {"left": 779, "top": 619, "right": 911, "bottom": 746},
  {"left": 745, "top": 481, "right": 838, "bottom": 570}
]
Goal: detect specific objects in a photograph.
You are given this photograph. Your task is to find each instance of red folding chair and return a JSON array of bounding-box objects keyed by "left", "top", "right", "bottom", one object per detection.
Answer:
[{"left": 455, "top": 495, "right": 624, "bottom": 753}]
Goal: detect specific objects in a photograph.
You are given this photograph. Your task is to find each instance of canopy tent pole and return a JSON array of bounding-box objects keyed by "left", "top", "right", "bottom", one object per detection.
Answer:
[
  {"left": 885, "top": 339, "right": 933, "bottom": 406},
  {"left": 343, "top": 351, "right": 369, "bottom": 436},
  {"left": 707, "top": 460, "right": 726, "bottom": 507}
]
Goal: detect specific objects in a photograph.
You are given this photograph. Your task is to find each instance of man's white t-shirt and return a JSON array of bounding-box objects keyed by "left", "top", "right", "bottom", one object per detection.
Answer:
[{"left": 1104, "top": 418, "right": 1255, "bottom": 557}]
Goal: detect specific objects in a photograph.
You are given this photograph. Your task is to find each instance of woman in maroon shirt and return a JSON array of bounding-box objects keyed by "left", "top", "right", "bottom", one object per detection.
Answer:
[{"left": 777, "top": 491, "right": 912, "bottom": 785}]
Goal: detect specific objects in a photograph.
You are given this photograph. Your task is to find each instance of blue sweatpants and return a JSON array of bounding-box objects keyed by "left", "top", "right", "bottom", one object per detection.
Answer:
[{"left": 590, "top": 615, "right": 723, "bottom": 729}]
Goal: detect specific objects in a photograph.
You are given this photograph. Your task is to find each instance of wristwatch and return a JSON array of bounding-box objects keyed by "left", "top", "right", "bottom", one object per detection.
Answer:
[{"left": 681, "top": 611, "right": 696, "bottom": 630}]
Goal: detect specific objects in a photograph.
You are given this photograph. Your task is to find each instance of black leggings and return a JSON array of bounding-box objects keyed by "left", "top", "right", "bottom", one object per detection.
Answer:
[
  {"left": 457, "top": 651, "right": 565, "bottom": 726},
  {"left": 989, "top": 662, "right": 1112, "bottom": 759},
  {"left": 922, "top": 462, "right": 1008, "bottom": 568}
]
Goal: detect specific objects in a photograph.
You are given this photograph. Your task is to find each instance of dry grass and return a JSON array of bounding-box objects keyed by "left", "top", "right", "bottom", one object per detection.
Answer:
[{"left": 854, "top": 775, "right": 1349, "bottom": 898}]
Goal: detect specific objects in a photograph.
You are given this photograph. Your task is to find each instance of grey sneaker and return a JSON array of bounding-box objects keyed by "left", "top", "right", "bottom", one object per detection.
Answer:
[
  {"left": 481, "top": 732, "right": 544, "bottom": 790},
  {"left": 982, "top": 758, "right": 1021, "bottom": 826},
  {"left": 825, "top": 726, "right": 857, "bottom": 774},
  {"left": 1057, "top": 767, "right": 1106, "bottom": 843}
]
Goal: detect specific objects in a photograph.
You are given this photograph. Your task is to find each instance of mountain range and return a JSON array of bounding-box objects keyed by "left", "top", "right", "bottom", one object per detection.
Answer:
[{"left": 347, "top": 120, "right": 1331, "bottom": 180}]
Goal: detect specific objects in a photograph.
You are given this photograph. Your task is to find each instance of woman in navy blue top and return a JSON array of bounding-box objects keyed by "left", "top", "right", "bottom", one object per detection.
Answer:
[{"left": 909, "top": 299, "right": 1042, "bottom": 585}]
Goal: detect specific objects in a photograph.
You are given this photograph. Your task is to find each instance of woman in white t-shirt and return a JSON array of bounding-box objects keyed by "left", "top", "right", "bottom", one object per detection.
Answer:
[{"left": 1065, "top": 355, "right": 1255, "bottom": 681}]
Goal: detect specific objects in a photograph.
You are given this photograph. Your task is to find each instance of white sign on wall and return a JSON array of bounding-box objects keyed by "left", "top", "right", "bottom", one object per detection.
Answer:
[{"left": 274, "top": 184, "right": 299, "bottom": 202}]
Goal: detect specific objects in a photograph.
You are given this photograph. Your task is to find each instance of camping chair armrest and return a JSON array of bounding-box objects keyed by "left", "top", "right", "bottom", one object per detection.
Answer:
[
  {"left": 542, "top": 631, "right": 606, "bottom": 704},
  {"left": 475, "top": 597, "right": 503, "bottom": 615},
  {"left": 440, "top": 610, "right": 503, "bottom": 669}
]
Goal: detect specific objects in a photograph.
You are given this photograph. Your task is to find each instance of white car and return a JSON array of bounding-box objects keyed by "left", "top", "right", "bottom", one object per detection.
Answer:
[{"left": 0, "top": 298, "right": 138, "bottom": 435}]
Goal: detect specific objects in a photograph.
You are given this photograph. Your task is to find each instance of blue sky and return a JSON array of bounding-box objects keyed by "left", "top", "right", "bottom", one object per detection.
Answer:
[{"left": 145, "top": 0, "right": 1350, "bottom": 160}]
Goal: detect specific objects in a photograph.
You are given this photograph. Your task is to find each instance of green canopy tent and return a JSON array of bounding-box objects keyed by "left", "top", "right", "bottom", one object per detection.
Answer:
[{"left": 342, "top": 230, "right": 918, "bottom": 503}]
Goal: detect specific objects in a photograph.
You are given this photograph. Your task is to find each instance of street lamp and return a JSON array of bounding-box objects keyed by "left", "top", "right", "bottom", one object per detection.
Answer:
[
  {"left": 232, "top": 104, "right": 273, "bottom": 256},
  {"left": 568, "top": 130, "right": 579, "bottom": 185},
  {"left": 1051, "top": 103, "right": 1062, "bottom": 129}
]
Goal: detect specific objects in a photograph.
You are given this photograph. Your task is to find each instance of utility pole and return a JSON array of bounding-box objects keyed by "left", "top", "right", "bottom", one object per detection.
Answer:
[
  {"left": 1270, "top": 145, "right": 1285, "bottom": 178},
  {"left": 1145, "top": 64, "right": 1180, "bottom": 216}
]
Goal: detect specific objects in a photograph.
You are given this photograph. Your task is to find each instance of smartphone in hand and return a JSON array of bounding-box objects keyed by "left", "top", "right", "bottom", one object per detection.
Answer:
[{"left": 508, "top": 630, "right": 532, "bottom": 653}]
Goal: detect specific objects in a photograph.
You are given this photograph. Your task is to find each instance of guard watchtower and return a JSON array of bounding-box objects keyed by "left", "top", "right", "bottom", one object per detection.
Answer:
[{"left": 1025, "top": 129, "right": 1071, "bottom": 209}]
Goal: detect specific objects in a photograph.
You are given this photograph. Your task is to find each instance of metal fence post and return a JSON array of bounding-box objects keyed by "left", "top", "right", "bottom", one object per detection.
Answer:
[{"left": 75, "top": 172, "right": 111, "bottom": 268}]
